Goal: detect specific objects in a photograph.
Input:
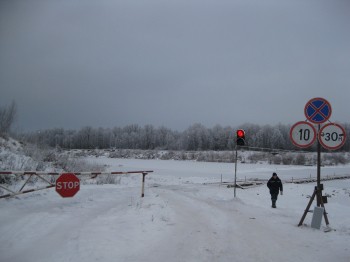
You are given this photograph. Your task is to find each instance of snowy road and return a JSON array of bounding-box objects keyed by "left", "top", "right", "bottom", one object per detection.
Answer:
[
  {"left": 1, "top": 159, "right": 350, "bottom": 262},
  {"left": 146, "top": 184, "right": 349, "bottom": 262},
  {"left": 148, "top": 185, "right": 274, "bottom": 262}
]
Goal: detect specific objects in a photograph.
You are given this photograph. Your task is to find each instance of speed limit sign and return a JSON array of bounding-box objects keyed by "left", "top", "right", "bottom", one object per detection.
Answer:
[
  {"left": 290, "top": 121, "right": 317, "bottom": 148},
  {"left": 319, "top": 123, "right": 346, "bottom": 150}
]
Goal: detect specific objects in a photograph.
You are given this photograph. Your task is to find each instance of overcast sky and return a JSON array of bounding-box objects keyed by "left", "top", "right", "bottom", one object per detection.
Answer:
[{"left": 1, "top": 0, "right": 350, "bottom": 132}]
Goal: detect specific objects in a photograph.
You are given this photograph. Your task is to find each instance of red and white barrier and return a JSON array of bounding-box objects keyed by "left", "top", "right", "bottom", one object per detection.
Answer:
[{"left": 0, "top": 170, "right": 153, "bottom": 199}]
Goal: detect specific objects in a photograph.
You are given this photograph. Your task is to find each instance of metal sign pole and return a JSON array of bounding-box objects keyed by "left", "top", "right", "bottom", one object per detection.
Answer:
[
  {"left": 234, "top": 145, "right": 238, "bottom": 198},
  {"left": 316, "top": 124, "right": 321, "bottom": 206}
]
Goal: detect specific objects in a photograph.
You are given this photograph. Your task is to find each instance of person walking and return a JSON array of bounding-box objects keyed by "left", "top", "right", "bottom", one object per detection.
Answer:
[{"left": 267, "top": 172, "right": 283, "bottom": 208}]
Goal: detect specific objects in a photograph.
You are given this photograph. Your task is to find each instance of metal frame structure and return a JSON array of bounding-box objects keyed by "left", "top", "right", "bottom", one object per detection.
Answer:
[{"left": 0, "top": 170, "right": 153, "bottom": 199}]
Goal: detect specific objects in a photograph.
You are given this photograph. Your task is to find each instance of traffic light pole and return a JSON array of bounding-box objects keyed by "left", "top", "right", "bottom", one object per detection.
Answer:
[
  {"left": 234, "top": 145, "right": 238, "bottom": 198},
  {"left": 234, "top": 129, "right": 245, "bottom": 198}
]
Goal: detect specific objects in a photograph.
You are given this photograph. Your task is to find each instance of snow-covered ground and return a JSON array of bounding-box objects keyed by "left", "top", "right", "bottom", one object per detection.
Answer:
[{"left": 1, "top": 157, "right": 350, "bottom": 262}]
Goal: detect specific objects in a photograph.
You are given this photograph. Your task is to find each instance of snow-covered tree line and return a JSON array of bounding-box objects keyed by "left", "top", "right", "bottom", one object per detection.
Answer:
[
  {"left": 16, "top": 122, "right": 350, "bottom": 152},
  {"left": 0, "top": 101, "right": 17, "bottom": 137}
]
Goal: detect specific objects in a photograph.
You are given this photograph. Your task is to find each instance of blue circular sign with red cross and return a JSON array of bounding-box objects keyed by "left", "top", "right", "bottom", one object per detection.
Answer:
[{"left": 304, "top": 97, "right": 332, "bottom": 124}]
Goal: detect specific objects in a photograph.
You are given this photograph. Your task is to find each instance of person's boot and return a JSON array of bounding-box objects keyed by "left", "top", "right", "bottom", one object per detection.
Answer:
[{"left": 272, "top": 200, "right": 276, "bottom": 208}]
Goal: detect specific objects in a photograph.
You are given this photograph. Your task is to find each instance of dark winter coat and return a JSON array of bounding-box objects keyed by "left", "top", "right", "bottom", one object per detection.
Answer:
[{"left": 267, "top": 176, "right": 283, "bottom": 194}]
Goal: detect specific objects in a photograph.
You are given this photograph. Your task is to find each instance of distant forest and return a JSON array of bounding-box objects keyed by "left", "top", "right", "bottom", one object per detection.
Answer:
[{"left": 16, "top": 123, "right": 350, "bottom": 152}]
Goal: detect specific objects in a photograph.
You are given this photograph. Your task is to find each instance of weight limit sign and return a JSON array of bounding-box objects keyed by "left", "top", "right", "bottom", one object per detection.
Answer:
[
  {"left": 319, "top": 123, "right": 347, "bottom": 150},
  {"left": 290, "top": 121, "right": 317, "bottom": 148}
]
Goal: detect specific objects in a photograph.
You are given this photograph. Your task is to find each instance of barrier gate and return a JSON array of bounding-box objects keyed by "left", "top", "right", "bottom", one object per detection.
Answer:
[{"left": 0, "top": 170, "right": 153, "bottom": 199}]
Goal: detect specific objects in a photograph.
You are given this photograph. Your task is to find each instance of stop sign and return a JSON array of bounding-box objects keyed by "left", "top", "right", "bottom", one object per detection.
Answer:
[{"left": 56, "top": 173, "right": 80, "bottom": 198}]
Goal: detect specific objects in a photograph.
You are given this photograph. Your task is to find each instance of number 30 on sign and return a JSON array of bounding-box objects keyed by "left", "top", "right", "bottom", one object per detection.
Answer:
[
  {"left": 319, "top": 123, "right": 347, "bottom": 150},
  {"left": 290, "top": 121, "right": 317, "bottom": 148}
]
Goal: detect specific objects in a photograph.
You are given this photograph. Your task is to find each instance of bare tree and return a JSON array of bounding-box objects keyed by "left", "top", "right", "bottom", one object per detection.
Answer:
[{"left": 0, "top": 101, "right": 17, "bottom": 137}]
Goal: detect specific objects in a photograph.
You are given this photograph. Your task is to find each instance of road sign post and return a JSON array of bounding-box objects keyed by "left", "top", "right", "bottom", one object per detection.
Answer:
[
  {"left": 295, "top": 97, "right": 346, "bottom": 228},
  {"left": 56, "top": 173, "right": 80, "bottom": 198}
]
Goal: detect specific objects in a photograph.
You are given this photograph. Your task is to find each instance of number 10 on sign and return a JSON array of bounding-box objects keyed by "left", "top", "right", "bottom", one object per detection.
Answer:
[{"left": 290, "top": 121, "right": 317, "bottom": 148}]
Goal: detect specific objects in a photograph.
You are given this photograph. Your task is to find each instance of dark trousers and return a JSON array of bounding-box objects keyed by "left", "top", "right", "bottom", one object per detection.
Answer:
[
  {"left": 271, "top": 193, "right": 279, "bottom": 206},
  {"left": 271, "top": 193, "right": 279, "bottom": 201}
]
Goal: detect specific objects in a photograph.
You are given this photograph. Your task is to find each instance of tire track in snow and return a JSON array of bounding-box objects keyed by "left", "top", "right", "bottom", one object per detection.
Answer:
[{"left": 147, "top": 184, "right": 306, "bottom": 262}]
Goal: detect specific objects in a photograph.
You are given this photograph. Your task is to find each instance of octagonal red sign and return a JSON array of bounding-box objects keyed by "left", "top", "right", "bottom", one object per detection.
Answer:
[{"left": 56, "top": 173, "right": 80, "bottom": 198}]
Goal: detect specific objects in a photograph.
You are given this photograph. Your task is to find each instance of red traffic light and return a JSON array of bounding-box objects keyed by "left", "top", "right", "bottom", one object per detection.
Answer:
[
  {"left": 236, "top": 129, "right": 246, "bottom": 146},
  {"left": 237, "top": 129, "right": 245, "bottom": 138}
]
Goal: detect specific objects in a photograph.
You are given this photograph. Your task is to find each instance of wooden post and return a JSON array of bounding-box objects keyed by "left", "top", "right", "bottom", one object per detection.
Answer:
[
  {"left": 298, "top": 187, "right": 317, "bottom": 226},
  {"left": 298, "top": 186, "right": 330, "bottom": 227}
]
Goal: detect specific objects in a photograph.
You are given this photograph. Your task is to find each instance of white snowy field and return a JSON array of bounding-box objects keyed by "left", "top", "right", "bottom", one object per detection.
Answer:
[{"left": 1, "top": 157, "right": 350, "bottom": 262}]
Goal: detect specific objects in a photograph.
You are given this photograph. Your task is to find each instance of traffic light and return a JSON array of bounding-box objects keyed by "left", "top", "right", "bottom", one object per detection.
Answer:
[{"left": 236, "top": 129, "right": 245, "bottom": 146}]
